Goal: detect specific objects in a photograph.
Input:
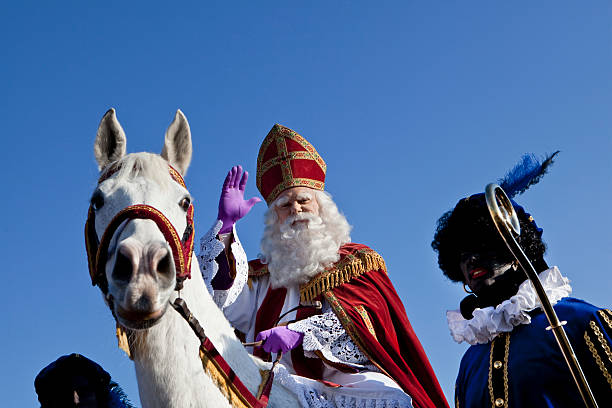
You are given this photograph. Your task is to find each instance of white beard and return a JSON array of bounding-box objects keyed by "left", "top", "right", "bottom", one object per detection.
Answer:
[{"left": 260, "top": 213, "right": 343, "bottom": 288}]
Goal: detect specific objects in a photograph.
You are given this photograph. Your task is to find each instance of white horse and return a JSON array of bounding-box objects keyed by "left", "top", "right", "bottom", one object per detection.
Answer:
[{"left": 88, "top": 109, "right": 300, "bottom": 408}]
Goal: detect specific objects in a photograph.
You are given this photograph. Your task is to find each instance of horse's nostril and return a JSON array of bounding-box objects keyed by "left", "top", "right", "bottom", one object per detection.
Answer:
[
  {"left": 113, "top": 251, "right": 133, "bottom": 282},
  {"left": 156, "top": 252, "right": 172, "bottom": 276},
  {"left": 134, "top": 295, "right": 153, "bottom": 311}
]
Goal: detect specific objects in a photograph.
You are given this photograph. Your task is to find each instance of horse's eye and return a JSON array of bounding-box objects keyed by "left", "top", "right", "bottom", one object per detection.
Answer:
[
  {"left": 91, "top": 190, "right": 105, "bottom": 210},
  {"left": 179, "top": 196, "right": 191, "bottom": 211}
]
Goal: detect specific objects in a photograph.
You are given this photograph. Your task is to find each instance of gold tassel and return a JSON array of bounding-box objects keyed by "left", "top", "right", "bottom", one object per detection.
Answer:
[
  {"left": 116, "top": 323, "right": 132, "bottom": 359},
  {"left": 257, "top": 369, "right": 271, "bottom": 399},
  {"left": 199, "top": 349, "right": 250, "bottom": 408},
  {"left": 300, "top": 250, "right": 387, "bottom": 301}
]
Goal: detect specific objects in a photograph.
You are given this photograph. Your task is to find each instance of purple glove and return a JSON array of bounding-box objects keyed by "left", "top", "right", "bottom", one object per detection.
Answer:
[
  {"left": 255, "top": 326, "right": 304, "bottom": 353},
  {"left": 218, "top": 165, "right": 261, "bottom": 234}
]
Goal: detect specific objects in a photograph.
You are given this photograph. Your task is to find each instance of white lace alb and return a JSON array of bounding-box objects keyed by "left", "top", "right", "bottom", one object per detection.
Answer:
[
  {"left": 447, "top": 266, "right": 572, "bottom": 345},
  {"left": 288, "top": 303, "right": 374, "bottom": 370},
  {"left": 273, "top": 363, "right": 412, "bottom": 408}
]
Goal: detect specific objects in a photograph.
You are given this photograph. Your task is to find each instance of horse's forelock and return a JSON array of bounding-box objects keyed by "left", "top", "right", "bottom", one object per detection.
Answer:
[{"left": 112, "top": 153, "right": 174, "bottom": 189}]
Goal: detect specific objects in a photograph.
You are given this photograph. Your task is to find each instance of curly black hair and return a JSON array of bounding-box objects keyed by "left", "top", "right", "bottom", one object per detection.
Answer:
[
  {"left": 35, "top": 353, "right": 112, "bottom": 407},
  {"left": 432, "top": 193, "right": 548, "bottom": 283}
]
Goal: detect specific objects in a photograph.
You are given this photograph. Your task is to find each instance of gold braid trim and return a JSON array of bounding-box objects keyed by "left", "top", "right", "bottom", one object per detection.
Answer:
[
  {"left": 503, "top": 333, "right": 510, "bottom": 407},
  {"left": 324, "top": 291, "right": 393, "bottom": 380},
  {"left": 584, "top": 323, "right": 612, "bottom": 389},
  {"left": 300, "top": 249, "right": 387, "bottom": 303},
  {"left": 354, "top": 305, "right": 378, "bottom": 341},
  {"left": 454, "top": 384, "right": 459, "bottom": 408},
  {"left": 487, "top": 333, "right": 510, "bottom": 408},
  {"left": 198, "top": 347, "right": 268, "bottom": 408},
  {"left": 599, "top": 309, "right": 612, "bottom": 332},
  {"left": 487, "top": 339, "right": 494, "bottom": 406},
  {"left": 248, "top": 263, "right": 269, "bottom": 278},
  {"left": 590, "top": 320, "right": 612, "bottom": 366}
]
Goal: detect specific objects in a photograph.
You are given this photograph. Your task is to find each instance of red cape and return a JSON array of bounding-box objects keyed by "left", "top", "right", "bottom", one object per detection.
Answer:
[
  {"left": 324, "top": 244, "right": 448, "bottom": 408},
  {"left": 250, "top": 243, "right": 448, "bottom": 408}
]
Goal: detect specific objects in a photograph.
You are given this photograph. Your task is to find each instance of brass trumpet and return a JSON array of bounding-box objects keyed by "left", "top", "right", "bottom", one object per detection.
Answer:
[{"left": 485, "top": 183, "right": 599, "bottom": 408}]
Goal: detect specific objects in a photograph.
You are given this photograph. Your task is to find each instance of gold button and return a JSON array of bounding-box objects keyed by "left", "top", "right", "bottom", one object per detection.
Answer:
[
  {"left": 493, "top": 360, "right": 503, "bottom": 369},
  {"left": 495, "top": 398, "right": 505, "bottom": 407}
]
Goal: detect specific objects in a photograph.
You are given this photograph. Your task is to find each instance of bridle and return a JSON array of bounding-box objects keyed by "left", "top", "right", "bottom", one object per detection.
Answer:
[
  {"left": 85, "top": 163, "right": 195, "bottom": 294},
  {"left": 84, "top": 162, "right": 274, "bottom": 408}
]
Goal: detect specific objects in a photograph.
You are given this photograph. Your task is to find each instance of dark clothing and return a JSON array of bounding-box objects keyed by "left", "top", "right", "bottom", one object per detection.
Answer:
[{"left": 456, "top": 298, "right": 612, "bottom": 407}]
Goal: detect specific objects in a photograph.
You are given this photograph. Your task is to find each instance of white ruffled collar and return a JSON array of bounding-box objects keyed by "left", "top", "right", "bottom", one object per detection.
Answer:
[{"left": 446, "top": 266, "right": 572, "bottom": 345}]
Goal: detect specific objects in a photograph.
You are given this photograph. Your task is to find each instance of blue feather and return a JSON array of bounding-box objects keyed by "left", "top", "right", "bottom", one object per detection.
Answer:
[
  {"left": 108, "top": 383, "right": 137, "bottom": 408},
  {"left": 498, "top": 151, "right": 559, "bottom": 198}
]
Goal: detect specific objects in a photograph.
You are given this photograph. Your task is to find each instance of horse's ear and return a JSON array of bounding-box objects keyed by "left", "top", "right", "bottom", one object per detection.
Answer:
[
  {"left": 161, "top": 109, "right": 192, "bottom": 176},
  {"left": 94, "top": 108, "right": 127, "bottom": 171}
]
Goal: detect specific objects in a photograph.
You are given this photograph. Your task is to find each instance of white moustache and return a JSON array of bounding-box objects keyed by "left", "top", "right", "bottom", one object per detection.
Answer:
[{"left": 280, "top": 213, "right": 324, "bottom": 233}]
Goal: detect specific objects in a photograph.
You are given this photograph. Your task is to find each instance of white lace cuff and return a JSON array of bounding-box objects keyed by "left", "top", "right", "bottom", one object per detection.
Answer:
[
  {"left": 288, "top": 306, "right": 370, "bottom": 369},
  {"left": 213, "top": 224, "right": 249, "bottom": 310},
  {"left": 447, "top": 266, "right": 572, "bottom": 345},
  {"left": 197, "top": 220, "right": 224, "bottom": 295},
  {"left": 214, "top": 225, "right": 249, "bottom": 308},
  {"left": 197, "top": 221, "right": 249, "bottom": 309}
]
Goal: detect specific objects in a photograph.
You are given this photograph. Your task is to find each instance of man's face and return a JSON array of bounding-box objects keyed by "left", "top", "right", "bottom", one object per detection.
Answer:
[
  {"left": 41, "top": 374, "right": 99, "bottom": 408},
  {"left": 274, "top": 187, "right": 320, "bottom": 225},
  {"left": 459, "top": 250, "right": 517, "bottom": 298},
  {"left": 70, "top": 374, "right": 99, "bottom": 407}
]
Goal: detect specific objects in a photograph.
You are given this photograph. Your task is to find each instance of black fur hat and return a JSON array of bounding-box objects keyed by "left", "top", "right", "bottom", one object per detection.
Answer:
[
  {"left": 34, "top": 353, "right": 111, "bottom": 406},
  {"left": 432, "top": 152, "right": 558, "bottom": 315}
]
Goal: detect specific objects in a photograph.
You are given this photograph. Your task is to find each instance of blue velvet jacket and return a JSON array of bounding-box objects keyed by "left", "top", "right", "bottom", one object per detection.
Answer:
[{"left": 455, "top": 298, "right": 612, "bottom": 407}]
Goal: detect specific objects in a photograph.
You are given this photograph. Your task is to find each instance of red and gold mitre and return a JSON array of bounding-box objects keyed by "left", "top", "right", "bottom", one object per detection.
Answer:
[{"left": 256, "top": 124, "right": 326, "bottom": 204}]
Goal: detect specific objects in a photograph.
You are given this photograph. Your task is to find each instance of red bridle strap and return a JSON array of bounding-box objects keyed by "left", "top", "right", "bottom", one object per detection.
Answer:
[
  {"left": 86, "top": 203, "right": 194, "bottom": 293},
  {"left": 85, "top": 163, "right": 195, "bottom": 293},
  {"left": 98, "top": 162, "right": 187, "bottom": 188}
]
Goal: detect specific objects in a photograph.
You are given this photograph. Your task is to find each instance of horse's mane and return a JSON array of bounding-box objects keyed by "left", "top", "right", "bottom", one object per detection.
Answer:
[{"left": 110, "top": 153, "right": 174, "bottom": 189}]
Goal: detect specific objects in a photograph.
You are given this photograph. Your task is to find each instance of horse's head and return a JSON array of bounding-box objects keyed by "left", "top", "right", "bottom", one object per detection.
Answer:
[{"left": 86, "top": 109, "right": 194, "bottom": 330}]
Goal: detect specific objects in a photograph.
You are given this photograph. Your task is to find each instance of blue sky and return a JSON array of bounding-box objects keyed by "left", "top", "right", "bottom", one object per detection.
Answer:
[{"left": 2, "top": 1, "right": 611, "bottom": 406}]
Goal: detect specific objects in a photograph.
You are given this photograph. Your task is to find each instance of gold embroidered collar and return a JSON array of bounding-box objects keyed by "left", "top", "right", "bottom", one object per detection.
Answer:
[{"left": 299, "top": 248, "right": 386, "bottom": 303}]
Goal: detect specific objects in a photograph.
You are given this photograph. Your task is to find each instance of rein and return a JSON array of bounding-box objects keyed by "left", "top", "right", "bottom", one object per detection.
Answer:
[
  {"left": 172, "top": 298, "right": 277, "bottom": 408},
  {"left": 84, "top": 162, "right": 274, "bottom": 408}
]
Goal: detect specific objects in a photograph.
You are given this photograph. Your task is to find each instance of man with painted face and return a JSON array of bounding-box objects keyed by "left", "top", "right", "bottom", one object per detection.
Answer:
[
  {"left": 34, "top": 353, "right": 135, "bottom": 408},
  {"left": 432, "top": 153, "right": 612, "bottom": 407},
  {"left": 198, "top": 124, "right": 448, "bottom": 408}
]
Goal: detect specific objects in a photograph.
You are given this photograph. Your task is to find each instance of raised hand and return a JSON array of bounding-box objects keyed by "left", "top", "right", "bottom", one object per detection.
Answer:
[
  {"left": 218, "top": 165, "right": 261, "bottom": 234},
  {"left": 255, "top": 326, "right": 304, "bottom": 353}
]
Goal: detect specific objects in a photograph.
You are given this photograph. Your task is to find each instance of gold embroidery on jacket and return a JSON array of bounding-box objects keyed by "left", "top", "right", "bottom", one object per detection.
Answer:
[
  {"left": 584, "top": 322, "right": 612, "bottom": 388},
  {"left": 487, "top": 332, "right": 510, "bottom": 408},
  {"left": 599, "top": 309, "right": 612, "bottom": 332},
  {"left": 455, "top": 385, "right": 459, "bottom": 408},
  {"left": 592, "top": 316, "right": 612, "bottom": 366}
]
